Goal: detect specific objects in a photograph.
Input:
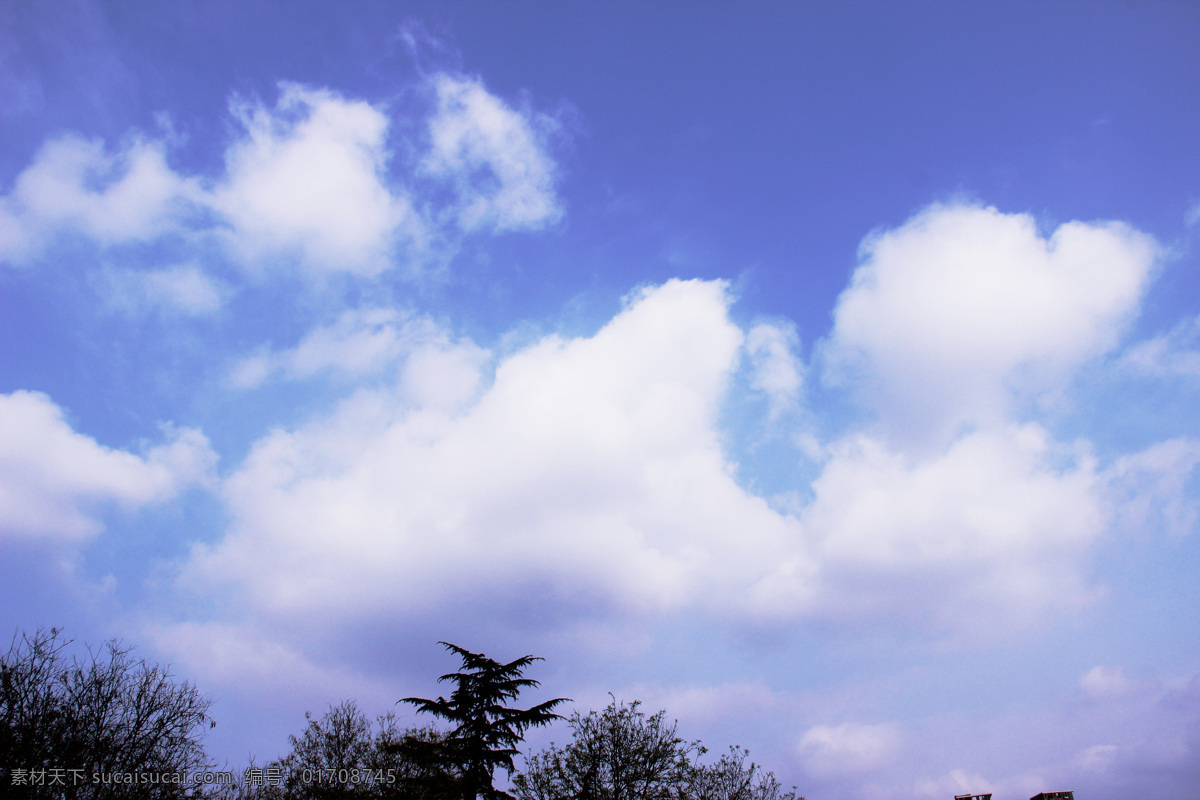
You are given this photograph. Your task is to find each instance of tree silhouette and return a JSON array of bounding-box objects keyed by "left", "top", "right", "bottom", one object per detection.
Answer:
[
  {"left": 513, "top": 699, "right": 697, "bottom": 800},
  {"left": 514, "top": 699, "right": 801, "bottom": 800},
  {"left": 0, "top": 627, "right": 213, "bottom": 800},
  {"left": 210, "top": 699, "right": 448, "bottom": 800},
  {"left": 400, "top": 642, "right": 568, "bottom": 800}
]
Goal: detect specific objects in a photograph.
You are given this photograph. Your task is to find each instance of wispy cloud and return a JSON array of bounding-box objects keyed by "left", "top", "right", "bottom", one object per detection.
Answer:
[
  {"left": 745, "top": 320, "right": 804, "bottom": 419},
  {"left": 95, "top": 263, "right": 228, "bottom": 316},
  {"left": 422, "top": 74, "right": 562, "bottom": 234},
  {"left": 798, "top": 721, "right": 903, "bottom": 778},
  {"left": 1119, "top": 313, "right": 1200, "bottom": 381}
]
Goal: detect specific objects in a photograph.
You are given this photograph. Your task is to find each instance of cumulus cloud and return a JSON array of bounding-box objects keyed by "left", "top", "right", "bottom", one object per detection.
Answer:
[
  {"left": 803, "top": 425, "right": 1103, "bottom": 625},
  {"left": 0, "top": 391, "right": 217, "bottom": 539},
  {"left": 777, "top": 203, "right": 1185, "bottom": 627},
  {"left": 1, "top": 76, "right": 562, "bottom": 278},
  {"left": 422, "top": 74, "right": 562, "bottom": 233},
  {"left": 0, "top": 134, "right": 201, "bottom": 265},
  {"left": 823, "top": 203, "right": 1158, "bottom": 447},
  {"left": 186, "top": 237, "right": 1193, "bottom": 639},
  {"left": 212, "top": 84, "right": 423, "bottom": 277},
  {"left": 185, "top": 280, "right": 808, "bottom": 625}
]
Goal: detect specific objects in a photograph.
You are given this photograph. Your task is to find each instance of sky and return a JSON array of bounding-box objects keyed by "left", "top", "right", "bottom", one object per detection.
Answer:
[{"left": 2, "top": 1, "right": 1199, "bottom": 797}]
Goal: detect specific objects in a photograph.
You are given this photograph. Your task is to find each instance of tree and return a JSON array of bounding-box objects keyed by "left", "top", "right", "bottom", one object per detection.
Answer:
[
  {"left": 513, "top": 700, "right": 697, "bottom": 800},
  {"left": 400, "top": 642, "right": 569, "bottom": 800},
  {"left": 211, "top": 700, "right": 446, "bottom": 800},
  {"left": 513, "top": 700, "right": 799, "bottom": 800},
  {"left": 205, "top": 700, "right": 454, "bottom": 800},
  {"left": 688, "top": 746, "right": 798, "bottom": 800},
  {"left": 0, "top": 627, "right": 214, "bottom": 799}
]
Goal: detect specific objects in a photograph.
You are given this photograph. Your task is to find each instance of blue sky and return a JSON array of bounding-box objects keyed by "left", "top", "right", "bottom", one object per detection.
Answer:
[{"left": 2, "top": 2, "right": 1200, "bottom": 797}]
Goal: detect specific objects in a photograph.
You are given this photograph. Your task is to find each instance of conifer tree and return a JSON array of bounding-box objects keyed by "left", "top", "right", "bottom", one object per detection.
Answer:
[{"left": 401, "top": 643, "right": 568, "bottom": 800}]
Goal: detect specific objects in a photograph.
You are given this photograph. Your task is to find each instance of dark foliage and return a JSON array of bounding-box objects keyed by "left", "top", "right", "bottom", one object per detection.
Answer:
[
  {"left": 513, "top": 700, "right": 800, "bottom": 800},
  {"left": 400, "top": 642, "right": 569, "bottom": 800},
  {"left": 2, "top": 630, "right": 797, "bottom": 800},
  {"left": 0, "top": 627, "right": 214, "bottom": 799},
  {"left": 210, "top": 700, "right": 448, "bottom": 800}
]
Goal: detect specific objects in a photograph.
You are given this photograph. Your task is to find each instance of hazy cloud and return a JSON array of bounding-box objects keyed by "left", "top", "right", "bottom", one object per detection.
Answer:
[
  {"left": 96, "top": 263, "right": 227, "bottom": 316},
  {"left": 798, "top": 721, "right": 902, "bottom": 777},
  {"left": 745, "top": 321, "right": 804, "bottom": 418},
  {"left": 1104, "top": 437, "right": 1200, "bottom": 538},
  {"left": 1119, "top": 313, "right": 1200, "bottom": 382},
  {"left": 230, "top": 308, "right": 412, "bottom": 388}
]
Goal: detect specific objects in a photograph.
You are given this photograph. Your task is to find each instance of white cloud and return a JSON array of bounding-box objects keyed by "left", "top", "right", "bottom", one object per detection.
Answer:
[
  {"left": 188, "top": 256, "right": 1191, "bottom": 638},
  {"left": 787, "top": 204, "right": 1179, "bottom": 628},
  {"left": 798, "top": 721, "right": 902, "bottom": 777},
  {"left": 803, "top": 425, "right": 1103, "bottom": 625},
  {"left": 185, "top": 280, "right": 809, "bottom": 624},
  {"left": 2, "top": 76, "right": 563, "bottom": 280},
  {"left": 0, "top": 391, "right": 216, "bottom": 539},
  {"left": 212, "top": 84, "right": 422, "bottom": 277},
  {"left": 823, "top": 203, "right": 1158, "bottom": 446},
  {"left": 745, "top": 321, "right": 804, "bottom": 418},
  {"left": 0, "top": 134, "right": 201, "bottom": 265},
  {"left": 422, "top": 74, "right": 562, "bottom": 233},
  {"left": 212, "top": 75, "right": 561, "bottom": 275},
  {"left": 96, "top": 263, "right": 227, "bottom": 316}
]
